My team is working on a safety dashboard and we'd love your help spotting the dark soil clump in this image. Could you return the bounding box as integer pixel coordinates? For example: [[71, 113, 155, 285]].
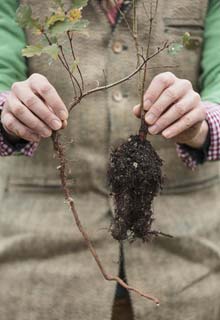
[[107, 135, 163, 242]]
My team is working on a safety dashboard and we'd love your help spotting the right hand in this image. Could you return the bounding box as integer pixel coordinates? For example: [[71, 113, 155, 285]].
[[1, 73, 69, 142]]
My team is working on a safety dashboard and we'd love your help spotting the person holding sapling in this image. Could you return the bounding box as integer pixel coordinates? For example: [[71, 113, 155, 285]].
[[0, 0, 220, 319]]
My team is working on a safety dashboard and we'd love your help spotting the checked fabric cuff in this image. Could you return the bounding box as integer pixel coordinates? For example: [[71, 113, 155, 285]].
[[0, 91, 39, 157], [177, 102, 220, 169]]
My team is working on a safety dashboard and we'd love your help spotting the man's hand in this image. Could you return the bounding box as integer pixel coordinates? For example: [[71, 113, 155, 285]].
[[1, 73, 69, 142], [133, 72, 209, 149]]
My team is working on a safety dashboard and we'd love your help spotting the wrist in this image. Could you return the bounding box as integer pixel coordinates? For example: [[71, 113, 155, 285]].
[[183, 120, 209, 149]]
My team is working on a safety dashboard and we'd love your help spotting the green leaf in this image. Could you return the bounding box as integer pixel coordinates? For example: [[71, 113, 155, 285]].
[[16, 4, 41, 31], [72, 0, 88, 9], [168, 43, 183, 56], [42, 44, 59, 60], [50, 36, 58, 44], [182, 32, 191, 46], [71, 59, 80, 72], [49, 18, 88, 36], [22, 45, 44, 58], [46, 11, 65, 27], [16, 4, 32, 28], [70, 19, 89, 30], [22, 44, 59, 60], [182, 32, 200, 50]]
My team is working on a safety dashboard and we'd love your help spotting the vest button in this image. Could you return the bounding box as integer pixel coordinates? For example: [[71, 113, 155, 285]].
[[112, 41, 123, 53], [112, 90, 123, 102]]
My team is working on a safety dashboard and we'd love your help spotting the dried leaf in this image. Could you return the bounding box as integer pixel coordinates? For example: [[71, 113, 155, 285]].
[[46, 9, 65, 27], [67, 9, 82, 22]]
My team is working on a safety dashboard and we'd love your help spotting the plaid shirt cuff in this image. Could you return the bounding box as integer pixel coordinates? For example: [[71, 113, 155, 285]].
[[0, 92, 39, 157], [176, 101, 220, 169]]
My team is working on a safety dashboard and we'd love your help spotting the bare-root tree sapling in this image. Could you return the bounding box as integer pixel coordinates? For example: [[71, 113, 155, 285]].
[[16, 0, 190, 305]]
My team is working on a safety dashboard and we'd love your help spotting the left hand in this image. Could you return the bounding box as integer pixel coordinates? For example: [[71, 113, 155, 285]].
[[133, 72, 208, 148]]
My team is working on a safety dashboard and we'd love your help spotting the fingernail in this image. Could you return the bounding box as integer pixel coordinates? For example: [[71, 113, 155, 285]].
[[51, 119, 62, 130], [145, 113, 156, 124], [59, 110, 68, 121], [149, 124, 159, 134], [144, 99, 152, 110]]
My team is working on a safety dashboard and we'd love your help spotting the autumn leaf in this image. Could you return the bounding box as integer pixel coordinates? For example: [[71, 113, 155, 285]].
[[46, 8, 65, 27], [67, 9, 82, 22]]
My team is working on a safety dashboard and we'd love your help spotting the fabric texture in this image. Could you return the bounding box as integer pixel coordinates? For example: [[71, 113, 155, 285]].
[[176, 103, 219, 169], [0, 0, 220, 167], [0, 1, 220, 320]]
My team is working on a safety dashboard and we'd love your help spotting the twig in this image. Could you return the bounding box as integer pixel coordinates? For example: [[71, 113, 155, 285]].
[[67, 31, 85, 91], [58, 54, 78, 97], [69, 42, 169, 111], [139, 0, 154, 140], [52, 131, 160, 305], [59, 45, 83, 97]]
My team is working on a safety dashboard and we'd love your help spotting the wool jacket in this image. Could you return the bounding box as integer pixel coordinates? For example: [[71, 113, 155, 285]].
[[0, 1, 220, 320]]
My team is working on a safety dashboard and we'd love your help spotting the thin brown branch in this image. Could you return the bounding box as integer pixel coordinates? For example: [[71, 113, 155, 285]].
[[52, 131, 160, 306], [69, 42, 169, 111], [43, 32, 79, 97], [58, 55, 78, 97], [139, 0, 154, 140], [67, 31, 85, 91], [59, 45, 83, 97]]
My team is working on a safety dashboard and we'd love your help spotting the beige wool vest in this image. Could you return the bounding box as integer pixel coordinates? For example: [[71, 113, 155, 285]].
[[1, 0, 220, 319]]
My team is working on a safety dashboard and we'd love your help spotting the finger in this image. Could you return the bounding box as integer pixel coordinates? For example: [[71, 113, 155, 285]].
[[12, 82, 63, 131], [7, 94, 52, 138], [148, 92, 199, 135], [61, 120, 68, 129], [145, 79, 192, 125], [143, 72, 176, 111], [133, 72, 177, 119], [162, 107, 206, 139], [1, 112, 41, 142], [28, 74, 68, 120], [133, 104, 141, 118]]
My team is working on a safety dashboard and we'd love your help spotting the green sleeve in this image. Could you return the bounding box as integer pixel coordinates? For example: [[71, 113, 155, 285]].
[[0, 0, 27, 92], [200, 0, 220, 102]]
